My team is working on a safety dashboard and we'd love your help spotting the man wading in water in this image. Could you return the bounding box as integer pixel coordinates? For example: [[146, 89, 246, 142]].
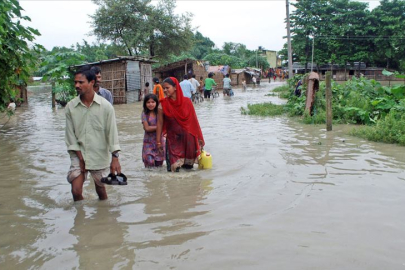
[[65, 67, 121, 201]]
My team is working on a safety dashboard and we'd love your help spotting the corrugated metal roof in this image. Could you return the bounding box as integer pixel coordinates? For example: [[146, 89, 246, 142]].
[[73, 56, 157, 68]]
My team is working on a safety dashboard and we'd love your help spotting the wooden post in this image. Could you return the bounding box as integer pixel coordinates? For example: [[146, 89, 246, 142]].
[[326, 72, 332, 131], [51, 81, 56, 108]]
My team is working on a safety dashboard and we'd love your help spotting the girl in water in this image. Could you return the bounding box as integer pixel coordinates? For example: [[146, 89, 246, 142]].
[[141, 94, 165, 168]]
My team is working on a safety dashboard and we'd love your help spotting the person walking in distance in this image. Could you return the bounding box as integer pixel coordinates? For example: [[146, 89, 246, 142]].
[[179, 74, 195, 99], [152, 77, 165, 101], [90, 66, 113, 104], [222, 74, 232, 96], [65, 67, 121, 201], [189, 74, 200, 100], [204, 73, 217, 99]]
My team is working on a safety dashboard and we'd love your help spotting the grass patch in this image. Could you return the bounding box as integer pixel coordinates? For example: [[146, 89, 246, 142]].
[[349, 110, 405, 145], [273, 85, 290, 92], [241, 102, 285, 116], [270, 85, 291, 99], [28, 81, 42, 86]]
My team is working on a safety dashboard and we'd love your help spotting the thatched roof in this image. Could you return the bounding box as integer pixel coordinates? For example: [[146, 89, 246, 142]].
[[152, 58, 197, 73]]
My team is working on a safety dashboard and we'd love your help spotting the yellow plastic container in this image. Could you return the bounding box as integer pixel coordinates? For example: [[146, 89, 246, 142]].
[[198, 150, 212, 169]]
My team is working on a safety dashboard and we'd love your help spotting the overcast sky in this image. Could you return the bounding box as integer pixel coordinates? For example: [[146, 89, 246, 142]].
[[19, 0, 380, 53]]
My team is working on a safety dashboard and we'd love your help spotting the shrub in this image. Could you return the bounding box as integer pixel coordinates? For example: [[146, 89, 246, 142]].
[[349, 110, 405, 145]]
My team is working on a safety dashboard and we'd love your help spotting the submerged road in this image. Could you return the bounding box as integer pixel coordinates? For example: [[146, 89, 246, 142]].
[[1, 82, 405, 269]]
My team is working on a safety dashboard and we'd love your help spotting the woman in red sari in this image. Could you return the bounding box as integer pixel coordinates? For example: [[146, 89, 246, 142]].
[[156, 77, 205, 172]]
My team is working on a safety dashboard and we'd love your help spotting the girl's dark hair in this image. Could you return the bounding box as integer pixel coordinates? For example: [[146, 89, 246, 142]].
[[163, 77, 175, 86], [143, 94, 159, 114], [145, 82, 150, 87]]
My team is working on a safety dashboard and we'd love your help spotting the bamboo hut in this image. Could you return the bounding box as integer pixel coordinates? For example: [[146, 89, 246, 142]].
[[153, 59, 230, 89], [74, 56, 157, 104], [231, 68, 262, 85]]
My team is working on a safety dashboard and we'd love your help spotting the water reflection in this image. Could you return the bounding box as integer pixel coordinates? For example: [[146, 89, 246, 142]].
[[71, 204, 132, 269], [278, 121, 405, 181], [128, 174, 211, 244]]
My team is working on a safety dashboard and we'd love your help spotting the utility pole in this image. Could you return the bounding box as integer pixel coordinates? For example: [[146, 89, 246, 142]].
[[286, 0, 293, 79], [326, 72, 332, 131], [311, 37, 314, 72], [256, 49, 258, 68]]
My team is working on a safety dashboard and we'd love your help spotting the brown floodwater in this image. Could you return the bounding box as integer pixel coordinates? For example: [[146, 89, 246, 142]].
[[1, 82, 405, 269]]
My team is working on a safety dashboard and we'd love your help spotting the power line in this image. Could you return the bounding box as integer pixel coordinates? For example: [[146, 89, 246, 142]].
[[314, 36, 405, 40]]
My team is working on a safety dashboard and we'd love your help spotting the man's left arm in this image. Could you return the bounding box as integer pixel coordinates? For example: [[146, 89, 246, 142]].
[[108, 90, 114, 105], [106, 107, 121, 174]]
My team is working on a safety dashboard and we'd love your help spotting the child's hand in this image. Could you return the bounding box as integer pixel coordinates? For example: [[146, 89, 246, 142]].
[[157, 143, 164, 153]]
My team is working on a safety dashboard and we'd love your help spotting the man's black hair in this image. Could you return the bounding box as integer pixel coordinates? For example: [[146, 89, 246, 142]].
[[75, 66, 96, 83], [90, 66, 102, 75]]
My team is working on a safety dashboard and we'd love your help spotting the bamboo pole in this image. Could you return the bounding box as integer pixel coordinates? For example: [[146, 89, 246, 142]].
[[286, 0, 293, 79], [326, 72, 332, 131]]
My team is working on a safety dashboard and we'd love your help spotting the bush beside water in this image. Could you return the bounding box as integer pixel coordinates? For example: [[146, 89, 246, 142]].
[[241, 75, 405, 145]]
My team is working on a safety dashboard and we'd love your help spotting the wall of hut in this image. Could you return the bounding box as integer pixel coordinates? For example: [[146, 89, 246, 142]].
[[98, 61, 127, 104], [316, 68, 404, 82], [231, 72, 248, 85]]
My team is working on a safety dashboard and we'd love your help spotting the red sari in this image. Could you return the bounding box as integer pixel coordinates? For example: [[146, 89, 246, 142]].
[[160, 77, 205, 170]]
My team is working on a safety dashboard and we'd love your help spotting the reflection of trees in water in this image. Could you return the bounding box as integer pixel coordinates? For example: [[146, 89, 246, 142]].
[[0, 127, 48, 268], [128, 176, 212, 249], [279, 122, 405, 180]]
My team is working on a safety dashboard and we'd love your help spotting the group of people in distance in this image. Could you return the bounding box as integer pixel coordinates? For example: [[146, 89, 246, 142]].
[[142, 72, 234, 102], [65, 65, 205, 202]]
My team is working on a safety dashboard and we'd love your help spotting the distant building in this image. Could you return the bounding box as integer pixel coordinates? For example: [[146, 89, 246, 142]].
[[230, 68, 262, 85], [74, 56, 156, 104], [293, 62, 401, 81], [258, 49, 281, 68], [264, 50, 277, 68]]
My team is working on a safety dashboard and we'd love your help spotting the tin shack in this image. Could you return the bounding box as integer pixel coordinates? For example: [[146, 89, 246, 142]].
[[74, 56, 157, 104]]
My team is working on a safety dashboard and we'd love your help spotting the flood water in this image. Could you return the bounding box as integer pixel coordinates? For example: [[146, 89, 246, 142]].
[[1, 82, 405, 270]]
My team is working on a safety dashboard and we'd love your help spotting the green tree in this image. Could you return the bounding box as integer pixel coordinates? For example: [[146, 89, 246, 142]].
[[189, 31, 215, 59], [222, 42, 253, 61], [0, 0, 42, 112], [370, 0, 405, 70], [246, 55, 270, 70], [287, 0, 371, 70], [91, 0, 193, 61], [203, 53, 245, 68], [40, 47, 85, 104]]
